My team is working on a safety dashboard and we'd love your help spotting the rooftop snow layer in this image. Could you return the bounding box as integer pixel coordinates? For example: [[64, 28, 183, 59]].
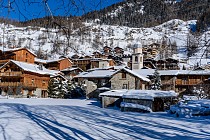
[[7, 60, 60, 76], [122, 90, 177, 100]]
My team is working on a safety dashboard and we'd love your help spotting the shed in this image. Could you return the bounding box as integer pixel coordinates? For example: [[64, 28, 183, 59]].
[[121, 90, 177, 112]]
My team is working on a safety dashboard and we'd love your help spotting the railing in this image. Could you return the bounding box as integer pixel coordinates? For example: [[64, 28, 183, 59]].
[[161, 80, 174, 85], [0, 82, 37, 88], [175, 79, 202, 85], [0, 72, 23, 77]]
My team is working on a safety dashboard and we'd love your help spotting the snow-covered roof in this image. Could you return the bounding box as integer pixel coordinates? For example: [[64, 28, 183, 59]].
[[117, 68, 150, 82], [99, 90, 128, 97], [133, 69, 210, 77], [1, 60, 60, 76], [122, 90, 177, 100], [74, 69, 117, 78], [35, 57, 72, 64], [61, 67, 83, 72], [133, 69, 155, 77], [0, 47, 36, 56]]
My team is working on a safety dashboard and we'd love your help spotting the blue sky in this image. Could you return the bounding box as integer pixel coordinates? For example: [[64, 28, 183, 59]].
[[0, 0, 123, 21]]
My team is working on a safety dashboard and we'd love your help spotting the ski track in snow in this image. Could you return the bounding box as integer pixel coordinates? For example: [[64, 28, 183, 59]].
[[0, 98, 209, 140]]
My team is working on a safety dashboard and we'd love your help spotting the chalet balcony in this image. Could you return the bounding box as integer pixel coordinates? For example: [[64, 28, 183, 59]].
[[0, 82, 37, 88], [0, 72, 23, 77], [161, 80, 174, 85], [175, 79, 202, 85]]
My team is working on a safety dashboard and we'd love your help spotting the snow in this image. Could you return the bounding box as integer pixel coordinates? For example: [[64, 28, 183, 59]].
[[0, 18, 209, 64], [2, 60, 60, 76], [74, 69, 117, 78], [170, 100, 210, 117], [0, 98, 209, 139], [122, 90, 177, 100], [120, 102, 152, 112], [99, 89, 128, 97], [120, 68, 150, 82]]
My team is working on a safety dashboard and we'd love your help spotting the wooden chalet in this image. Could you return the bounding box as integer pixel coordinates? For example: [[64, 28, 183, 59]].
[[156, 58, 179, 70], [0, 60, 59, 97], [72, 58, 116, 71], [103, 46, 112, 55], [90, 59, 115, 69], [0, 47, 36, 66], [35, 57, 72, 71], [134, 69, 210, 93], [114, 47, 124, 57], [92, 51, 107, 59], [61, 67, 83, 80]]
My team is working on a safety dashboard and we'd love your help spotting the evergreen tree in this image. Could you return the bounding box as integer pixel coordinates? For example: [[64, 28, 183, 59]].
[[57, 79, 68, 98], [151, 69, 162, 90], [47, 78, 58, 98]]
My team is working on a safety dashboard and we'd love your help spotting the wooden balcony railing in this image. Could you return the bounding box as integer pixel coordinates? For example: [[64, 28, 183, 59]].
[[0, 82, 37, 88], [0, 72, 23, 77], [161, 80, 174, 85], [175, 79, 202, 85]]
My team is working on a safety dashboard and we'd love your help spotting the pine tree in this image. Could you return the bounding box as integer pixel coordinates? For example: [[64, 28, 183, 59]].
[[47, 78, 58, 98], [151, 69, 162, 90]]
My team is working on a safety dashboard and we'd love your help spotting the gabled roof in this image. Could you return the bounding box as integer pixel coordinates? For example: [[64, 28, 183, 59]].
[[35, 57, 72, 64], [61, 67, 83, 72], [0, 47, 36, 56], [122, 90, 177, 100], [114, 68, 150, 82], [74, 69, 117, 78], [133, 69, 210, 77], [0, 60, 60, 76]]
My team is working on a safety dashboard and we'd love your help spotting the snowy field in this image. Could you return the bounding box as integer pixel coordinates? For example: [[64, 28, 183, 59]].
[[0, 98, 209, 140]]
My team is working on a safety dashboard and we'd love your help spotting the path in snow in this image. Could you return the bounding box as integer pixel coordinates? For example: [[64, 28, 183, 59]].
[[0, 98, 209, 140]]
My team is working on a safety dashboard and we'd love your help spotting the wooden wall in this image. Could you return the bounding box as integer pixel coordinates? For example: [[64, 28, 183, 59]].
[[14, 49, 35, 63]]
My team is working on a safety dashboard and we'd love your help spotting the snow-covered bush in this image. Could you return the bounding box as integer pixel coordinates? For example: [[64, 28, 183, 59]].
[[169, 99, 210, 118]]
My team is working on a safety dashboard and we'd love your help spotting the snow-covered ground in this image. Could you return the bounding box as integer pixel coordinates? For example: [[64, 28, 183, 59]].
[[0, 98, 209, 139]]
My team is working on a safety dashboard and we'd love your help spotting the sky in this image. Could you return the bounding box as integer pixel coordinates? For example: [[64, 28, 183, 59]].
[[0, 0, 123, 21]]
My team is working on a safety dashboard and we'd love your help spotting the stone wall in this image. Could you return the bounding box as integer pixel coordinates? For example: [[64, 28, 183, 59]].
[[111, 72, 136, 90]]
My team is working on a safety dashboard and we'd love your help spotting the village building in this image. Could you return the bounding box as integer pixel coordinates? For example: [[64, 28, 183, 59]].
[[103, 46, 112, 55], [110, 68, 150, 90], [99, 90, 177, 112], [35, 57, 73, 71], [61, 66, 83, 80], [0, 47, 36, 66], [72, 58, 116, 71], [92, 51, 107, 59], [0, 60, 59, 98], [133, 69, 210, 94], [131, 43, 144, 70], [121, 90, 177, 112], [114, 47, 124, 57]]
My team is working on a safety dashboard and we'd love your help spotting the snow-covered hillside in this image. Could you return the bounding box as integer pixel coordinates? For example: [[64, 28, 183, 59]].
[[0, 19, 209, 64], [0, 98, 209, 139]]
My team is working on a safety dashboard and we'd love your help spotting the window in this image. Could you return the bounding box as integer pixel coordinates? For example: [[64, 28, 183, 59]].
[[140, 56, 142, 62], [135, 56, 138, 62], [42, 80, 46, 86], [122, 84, 127, 89], [122, 72, 126, 79], [32, 79, 34, 85], [26, 53, 28, 58]]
